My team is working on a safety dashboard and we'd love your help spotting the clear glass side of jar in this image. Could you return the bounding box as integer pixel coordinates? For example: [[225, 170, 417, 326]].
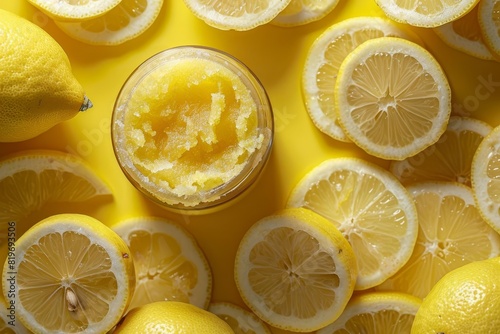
[[111, 46, 274, 215]]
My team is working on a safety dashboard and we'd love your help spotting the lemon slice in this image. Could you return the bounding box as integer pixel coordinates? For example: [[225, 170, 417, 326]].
[[182, 0, 292, 31], [234, 208, 357, 332], [374, 0, 480, 27], [112, 216, 212, 311], [478, 0, 500, 57], [302, 17, 418, 143], [287, 157, 418, 290], [390, 116, 492, 186], [316, 292, 421, 333], [335, 37, 451, 160], [27, 0, 122, 21], [2, 214, 135, 333], [208, 302, 272, 333], [271, 0, 340, 27], [434, 5, 496, 61], [0, 150, 111, 248], [471, 124, 500, 233], [377, 181, 500, 299], [54, 0, 164, 46]]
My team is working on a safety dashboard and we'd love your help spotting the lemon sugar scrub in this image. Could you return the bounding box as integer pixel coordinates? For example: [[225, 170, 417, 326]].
[[112, 46, 273, 212]]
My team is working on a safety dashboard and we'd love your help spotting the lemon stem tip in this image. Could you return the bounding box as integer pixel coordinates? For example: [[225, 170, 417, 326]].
[[80, 95, 93, 111]]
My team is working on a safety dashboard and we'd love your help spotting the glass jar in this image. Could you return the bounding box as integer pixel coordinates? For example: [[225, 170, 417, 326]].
[[111, 46, 273, 214]]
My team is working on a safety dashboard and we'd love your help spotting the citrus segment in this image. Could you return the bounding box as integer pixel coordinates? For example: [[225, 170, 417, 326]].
[[317, 292, 421, 333], [55, 0, 164, 45], [471, 124, 500, 233], [234, 208, 357, 332], [113, 301, 234, 333], [27, 0, 122, 21], [112, 217, 212, 311], [377, 182, 500, 299], [271, 0, 340, 27], [411, 258, 500, 334], [335, 37, 451, 160], [302, 17, 417, 142], [390, 116, 492, 186], [2, 214, 135, 334], [374, 0, 480, 27], [287, 158, 417, 290], [182, 0, 292, 30], [434, 5, 496, 61], [0, 150, 111, 248], [208, 302, 272, 334], [478, 0, 500, 56]]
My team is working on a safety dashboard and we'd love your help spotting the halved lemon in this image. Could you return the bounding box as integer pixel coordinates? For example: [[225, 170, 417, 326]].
[[374, 0, 480, 27], [287, 157, 418, 290], [208, 302, 272, 333], [335, 37, 451, 160], [471, 124, 500, 234], [377, 182, 500, 299], [0, 150, 111, 248], [112, 216, 212, 311], [234, 208, 357, 332], [302, 17, 417, 143], [479, 0, 500, 56], [182, 0, 292, 31], [2, 214, 135, 333], [434, 4, 496, 61], [390, 115, 492, 186], [55, 0, 164, 45], [271, 0, 340, 27], [27, 0, 122, 21], [316, 292, 421, 333]]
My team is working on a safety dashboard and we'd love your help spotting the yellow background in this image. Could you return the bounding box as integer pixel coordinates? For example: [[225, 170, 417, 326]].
[[1, 1, 500, 333]]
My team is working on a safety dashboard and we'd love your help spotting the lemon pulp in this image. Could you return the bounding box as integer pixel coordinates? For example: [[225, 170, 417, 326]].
[[115, 52, 265, 207]]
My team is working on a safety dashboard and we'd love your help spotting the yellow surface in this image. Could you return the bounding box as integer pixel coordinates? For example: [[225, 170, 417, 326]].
[[1, 1, 500, 333]]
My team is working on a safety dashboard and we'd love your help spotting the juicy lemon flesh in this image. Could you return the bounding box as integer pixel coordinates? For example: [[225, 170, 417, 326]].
[[18, 231, 118, 332], [119, 57, 262, 200], [126, 230, 199, 310], [390, 117, 490, 186], [300, 171, 410, 283], [336, 309, 415, 333], [0, 170, 104, 222], [248, 226, 340, 319], [316, 29, 387, 127], [452, 5, 483, 41], [80, 0, 147, 32], [486, 154, 500, 212], [394, 0, 463, 15], [197, 0, 274, 16], [380, 186, 500, 299], [345, 52, 440, 148], [209, 302, 271, 334]]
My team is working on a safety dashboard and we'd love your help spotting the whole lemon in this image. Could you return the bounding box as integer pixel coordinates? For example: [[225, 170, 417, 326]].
[[411, 257, 500, 334], [0, 9, 91, 142], [113, 301, 234, 333]]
